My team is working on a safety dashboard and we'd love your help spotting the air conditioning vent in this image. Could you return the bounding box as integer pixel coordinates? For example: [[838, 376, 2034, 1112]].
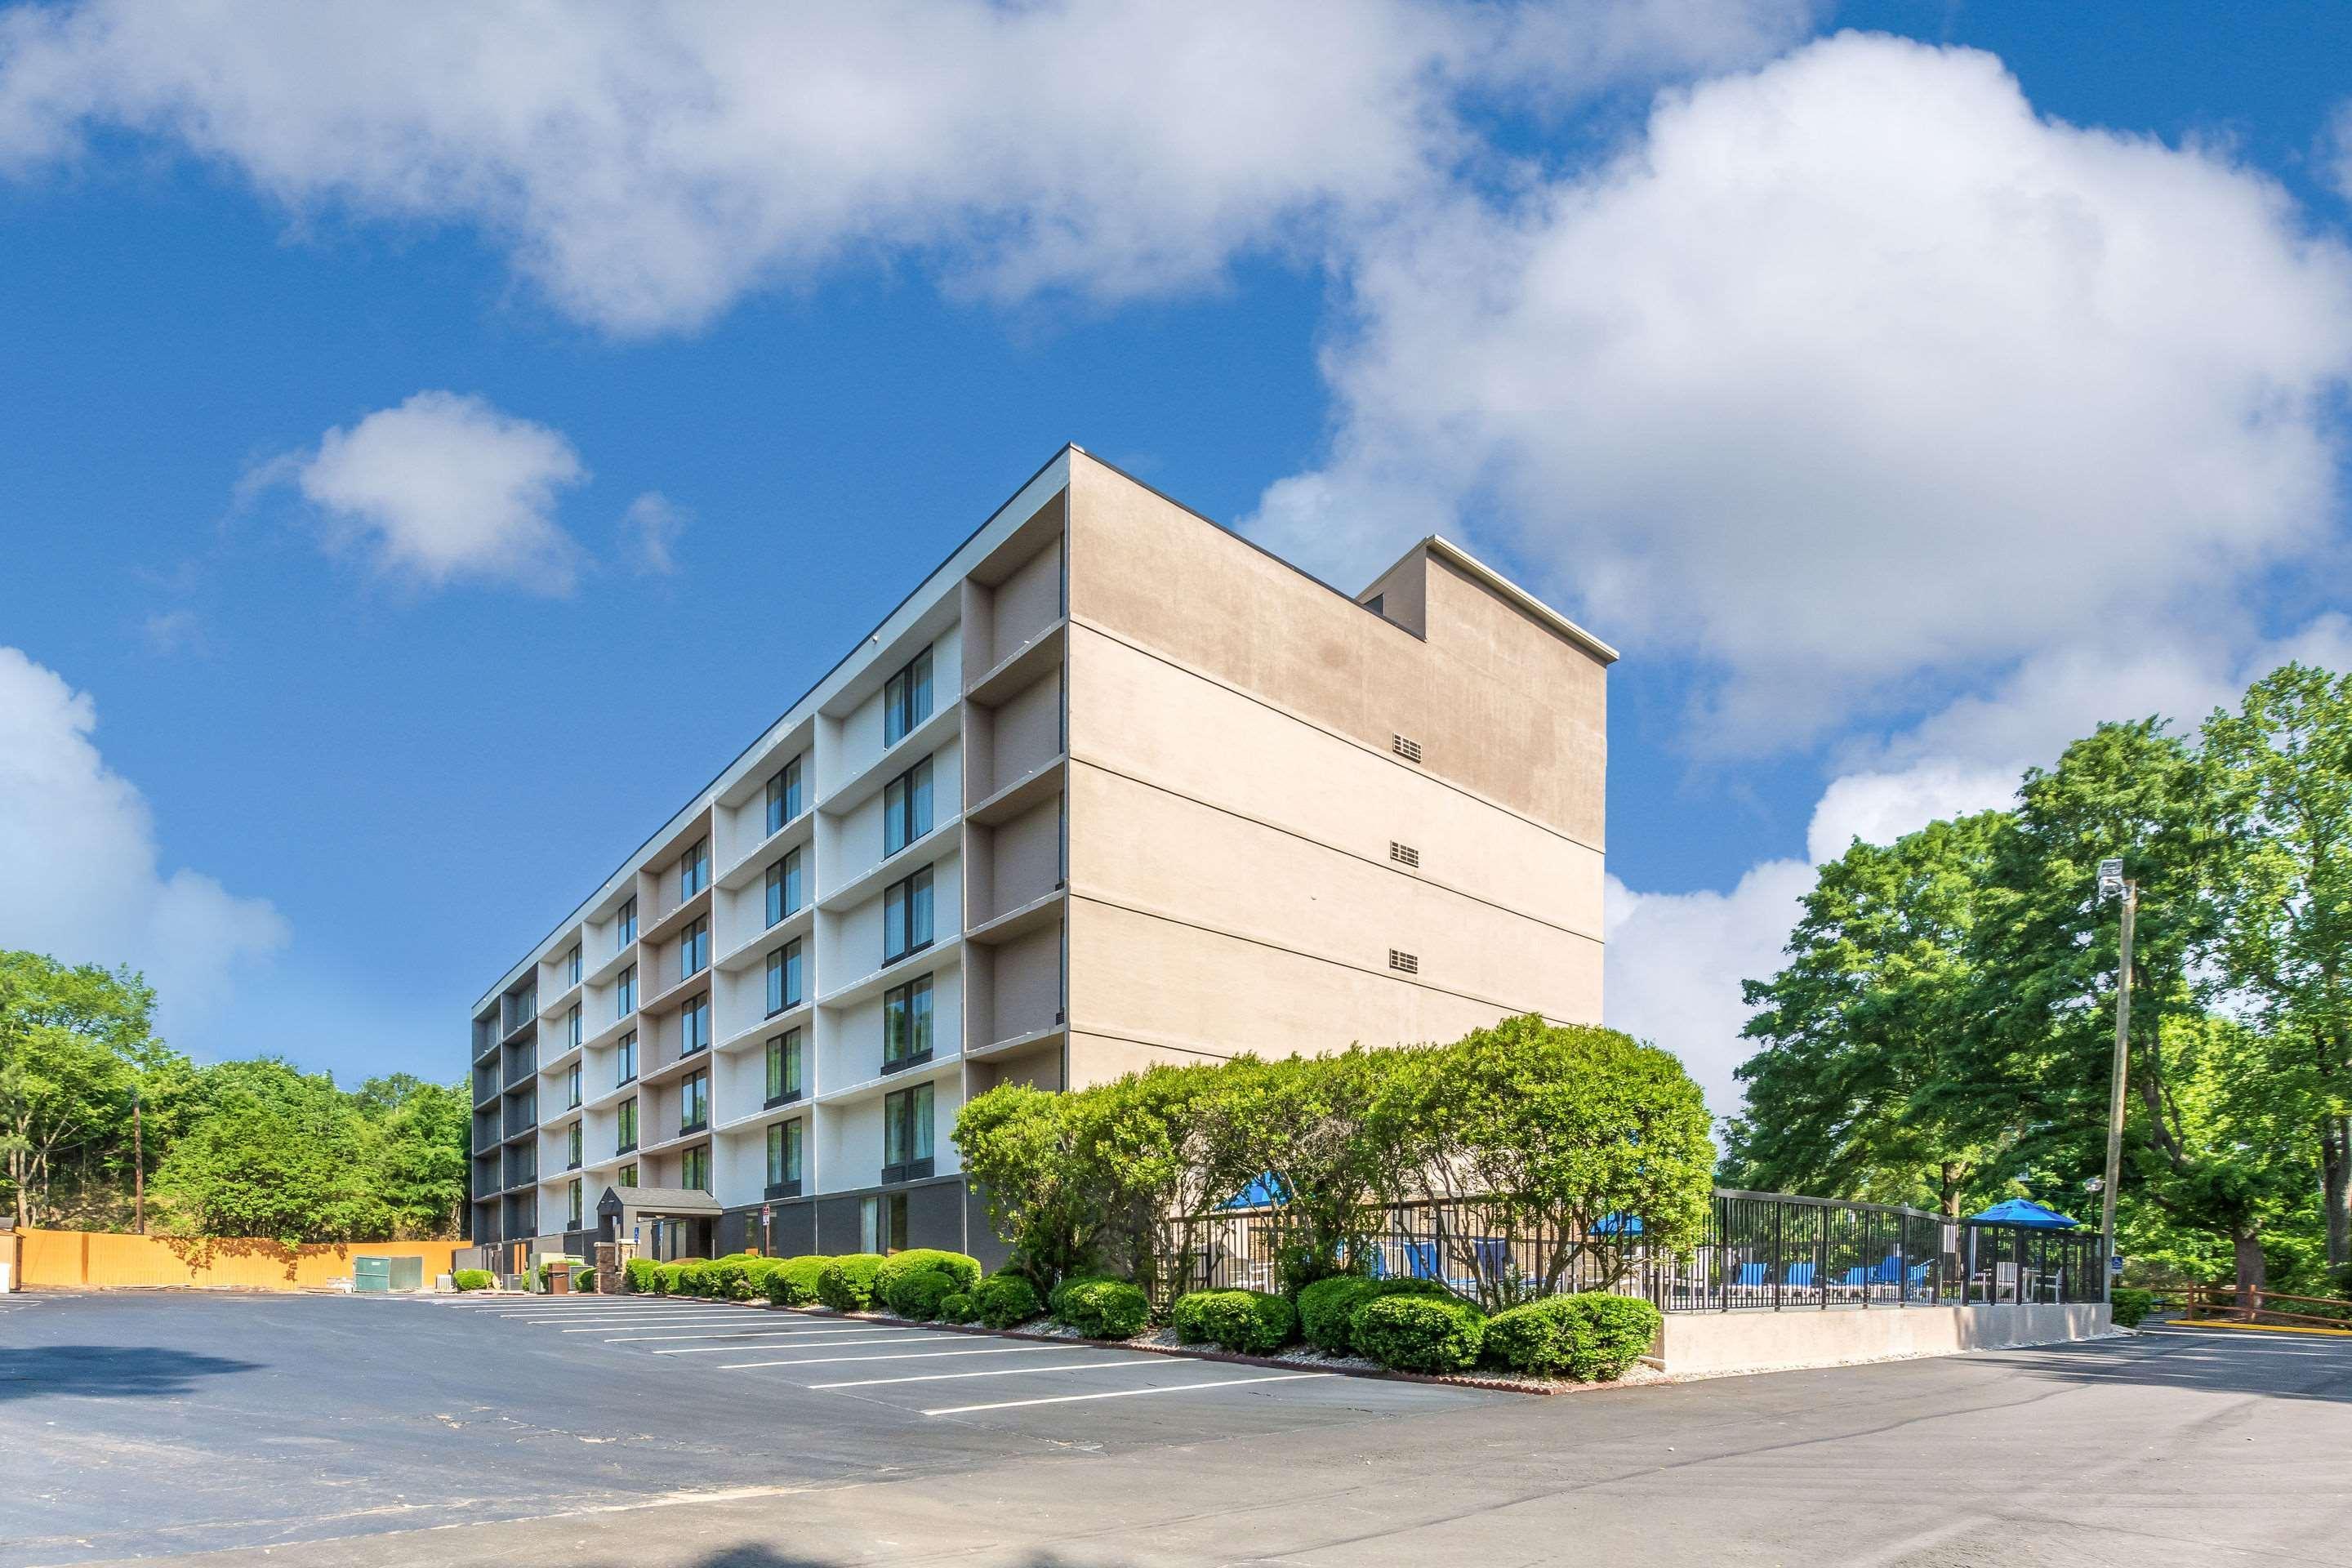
[[1388, 949, 1419, 976], [1389, 841, 1419, 869], [1392, 733, 1423, 764]]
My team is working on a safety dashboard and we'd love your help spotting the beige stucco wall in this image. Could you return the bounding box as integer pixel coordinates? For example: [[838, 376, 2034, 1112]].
[[1653, 1303, 2115, 1377], [1064, 452, 1606, 847]]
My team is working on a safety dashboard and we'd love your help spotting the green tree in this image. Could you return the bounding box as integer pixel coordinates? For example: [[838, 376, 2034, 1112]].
[[2203, 663, 2352, 1267], [1373, 1016, 1714, 1307], [0, 952, 185, 1227], [953, 1083, 1104, 1291], [1726, 813, 2011, 1218], [1230, 1048, 1399, 1291], [357, 1076, 472, 1238], [1964, 719, 2302, 1296], [152, 1058, 393, 1244], [1082, 1061, 1264, 1303]]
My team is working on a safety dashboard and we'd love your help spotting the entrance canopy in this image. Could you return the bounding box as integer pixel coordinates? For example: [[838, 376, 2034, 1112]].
[[596, 1185, 721, 1232], [1969, 1197, 2081, 1230]]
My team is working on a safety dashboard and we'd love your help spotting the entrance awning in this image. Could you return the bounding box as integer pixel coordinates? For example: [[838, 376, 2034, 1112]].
[[596, 1186, 722, 1227]]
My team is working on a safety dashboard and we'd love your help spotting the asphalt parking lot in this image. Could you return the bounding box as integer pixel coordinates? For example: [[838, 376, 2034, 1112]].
[[5, 1290, 2350, 1567]]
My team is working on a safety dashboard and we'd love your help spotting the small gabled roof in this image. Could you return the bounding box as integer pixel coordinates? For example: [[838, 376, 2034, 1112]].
[[596, 1185, 722, 1217]]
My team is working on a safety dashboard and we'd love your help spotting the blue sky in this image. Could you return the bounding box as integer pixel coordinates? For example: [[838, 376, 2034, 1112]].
[[2, 1, 2349, 1116]]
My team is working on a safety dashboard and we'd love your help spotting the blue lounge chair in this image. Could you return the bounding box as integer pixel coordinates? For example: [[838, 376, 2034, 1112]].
[[1405, 1242, 1444, 1281], [1783, 1262, 1816, 1291]]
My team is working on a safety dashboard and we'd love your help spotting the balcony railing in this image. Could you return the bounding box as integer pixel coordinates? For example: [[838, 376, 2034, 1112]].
[[764, 1178, 803, 1200], [880, 1156, 934, 1185]]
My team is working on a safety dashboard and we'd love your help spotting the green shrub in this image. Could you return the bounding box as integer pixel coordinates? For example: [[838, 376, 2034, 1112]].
[[1352, 1292, 1486, 1373], [877, 1250, 982, 1297], [1049, 1274, 1151, 1339], [764, 1254, 832, 1307], [533, 1255, 585, 1290], [1295, 1275, 1450, 1355], [817, 1253, 888, 1312], [2110, 1287, 2158, 1329], [622, 1258, 662, 1294], [938, 1290, 976, 1323], [670, 1260, 714, 1297], [883, 1267, 960, 1321], [704, 1257, 755, 1301], [573, 1267, 599, 1294], [1483, 1293, 1659, 1380], [974, 1272, 1042, 1329], [452, 1268, 493, 1292], [1171, 1290, 1295, 1355]]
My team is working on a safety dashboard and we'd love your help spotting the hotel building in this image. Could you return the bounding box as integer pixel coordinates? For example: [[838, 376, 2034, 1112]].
[[467, 447, 1612, 1266]]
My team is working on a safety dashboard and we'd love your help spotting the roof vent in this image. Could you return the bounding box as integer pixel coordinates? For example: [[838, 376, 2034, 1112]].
[[1388, 949, 1419, 976], [1392, 734, 1423, 764], [1389, 841, 1419, 869]]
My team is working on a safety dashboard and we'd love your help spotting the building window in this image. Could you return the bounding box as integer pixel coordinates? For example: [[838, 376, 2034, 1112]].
[[566, 1121, 582, 1169], [617, 1096, 638, 1153], [765, 757, 803, 835], [766, 1120, 803, 1189], [567, 1004, 582, 1049], [883, 755, 933, 856], [883, 976, 933, 1071], [679, 838, 710, 899], [884, 647, 934, 746], [883, 866, 934, 963], [618, 1162, 637, 1189], [565, 1062, 581, 1109], [765, 1030, 804, 1105], [764, 848, 804, 927], [616, 1031, 637, 1084], [883, 1082, 934, 1181], [566, 945, 582, 987], [681, 994, 710, 1055], [765, 941, 804, 1017], [860, 1192, 910, 1253], [568, 1178, 582, 1228], [681, 1144, 710, 1192], [680, 1070, 709, 1133], [617, 897, 637, 947], [617, 964, 636, 1016], [680, 916, 710, 980]]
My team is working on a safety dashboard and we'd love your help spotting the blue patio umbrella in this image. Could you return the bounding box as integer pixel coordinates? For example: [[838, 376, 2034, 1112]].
[[1969, 1196, 2081, 1230], [1223, 1172, 1290, 1209], [1590, 1213, 1644, 1236]]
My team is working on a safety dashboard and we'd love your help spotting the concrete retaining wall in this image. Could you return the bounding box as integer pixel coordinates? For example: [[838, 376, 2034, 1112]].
[[1654, 1303, 2111, 1377]]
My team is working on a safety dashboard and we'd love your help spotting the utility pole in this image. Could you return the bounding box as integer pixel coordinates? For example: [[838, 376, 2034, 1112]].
[[2097, 859, 2135, 1292], [132, 1094, 145, 1235]]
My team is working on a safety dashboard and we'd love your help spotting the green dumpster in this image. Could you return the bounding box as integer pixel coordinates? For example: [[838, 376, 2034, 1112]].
[[352, 1256, 425, 1294]]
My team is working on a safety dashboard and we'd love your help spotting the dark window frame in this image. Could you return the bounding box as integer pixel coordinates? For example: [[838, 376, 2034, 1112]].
[[882, 975, 934, 1073], [883, 647, 935, 746], [882, 866, 935, 964]]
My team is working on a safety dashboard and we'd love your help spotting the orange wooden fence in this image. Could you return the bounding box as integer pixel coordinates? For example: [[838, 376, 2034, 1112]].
[[16, 1228, 464, 1290]]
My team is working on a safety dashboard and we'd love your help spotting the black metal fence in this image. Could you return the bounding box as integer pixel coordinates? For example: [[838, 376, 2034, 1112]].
[[1190, 1187, 2107, 1313]]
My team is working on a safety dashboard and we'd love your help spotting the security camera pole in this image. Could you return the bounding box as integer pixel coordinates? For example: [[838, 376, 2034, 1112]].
[[2096, 857, 2135, 1294]]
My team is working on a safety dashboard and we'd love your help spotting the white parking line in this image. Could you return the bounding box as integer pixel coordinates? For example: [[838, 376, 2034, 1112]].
[[722, 1344, 1069, 1370], [653, 1335, 955, 1354], [811, 1356, 1146, 1389], [560, 1318, 782, 1332], [923, 1372, 1330, 1417], [648, 1332, 947, 1354], [607, 1326, 918, 1344]]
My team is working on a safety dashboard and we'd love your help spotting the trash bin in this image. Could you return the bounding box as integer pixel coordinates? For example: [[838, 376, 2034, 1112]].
[[547, 1262, 572, 1295]]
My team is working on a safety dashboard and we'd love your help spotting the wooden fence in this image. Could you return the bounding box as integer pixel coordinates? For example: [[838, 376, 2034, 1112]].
[[15, 1228, 465, 1290]]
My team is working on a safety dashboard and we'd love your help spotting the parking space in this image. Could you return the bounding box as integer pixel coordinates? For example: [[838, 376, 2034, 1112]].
[[411, 1292, 1450, 1429]]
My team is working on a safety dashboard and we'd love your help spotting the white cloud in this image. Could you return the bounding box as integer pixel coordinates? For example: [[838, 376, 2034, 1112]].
[[1254, 33, 2352, 746], [261, 390, 587, 594], [0, 647, 287, 1033], [140, 608, 204, 656], [0, 0, 1815, 333], [1604, 859, 1813, 1120], [621, 491, 687, 577]]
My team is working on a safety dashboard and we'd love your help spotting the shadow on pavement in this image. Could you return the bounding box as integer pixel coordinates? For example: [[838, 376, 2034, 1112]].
[[1997, 1325, 2352, 1404], [614, 1552, 1111, 1568], [0, 1344, 262, 1401]]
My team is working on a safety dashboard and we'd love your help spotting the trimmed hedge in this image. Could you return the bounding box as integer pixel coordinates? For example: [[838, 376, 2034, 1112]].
[[938, 1290, 976, 1323], [763, 1254, 832, 1307], [1482, 1293, 1659, 1381], [452, 1267, 494, 1292], [622, 1258, 662, 1294], [2110, 1287, 2157, 1329], [974, 1272, 1042, 1329], [1050, 1274, 1152, 1339], [1171, 1290, 1295, 1355], [1296, 1275, 1450, 1356], [1352, 1292, 1486, 1373], [817, 1253, 888, 1312], [876, 1250, 982, 1320], [573, 1267, 599, 1294]]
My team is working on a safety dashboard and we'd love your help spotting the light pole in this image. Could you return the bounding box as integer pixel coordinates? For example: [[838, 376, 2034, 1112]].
[[2096, 857, 2135, 1292]]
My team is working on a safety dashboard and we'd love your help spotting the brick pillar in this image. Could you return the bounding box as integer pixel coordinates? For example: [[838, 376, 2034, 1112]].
[[597, 1241, 630, 1295]]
